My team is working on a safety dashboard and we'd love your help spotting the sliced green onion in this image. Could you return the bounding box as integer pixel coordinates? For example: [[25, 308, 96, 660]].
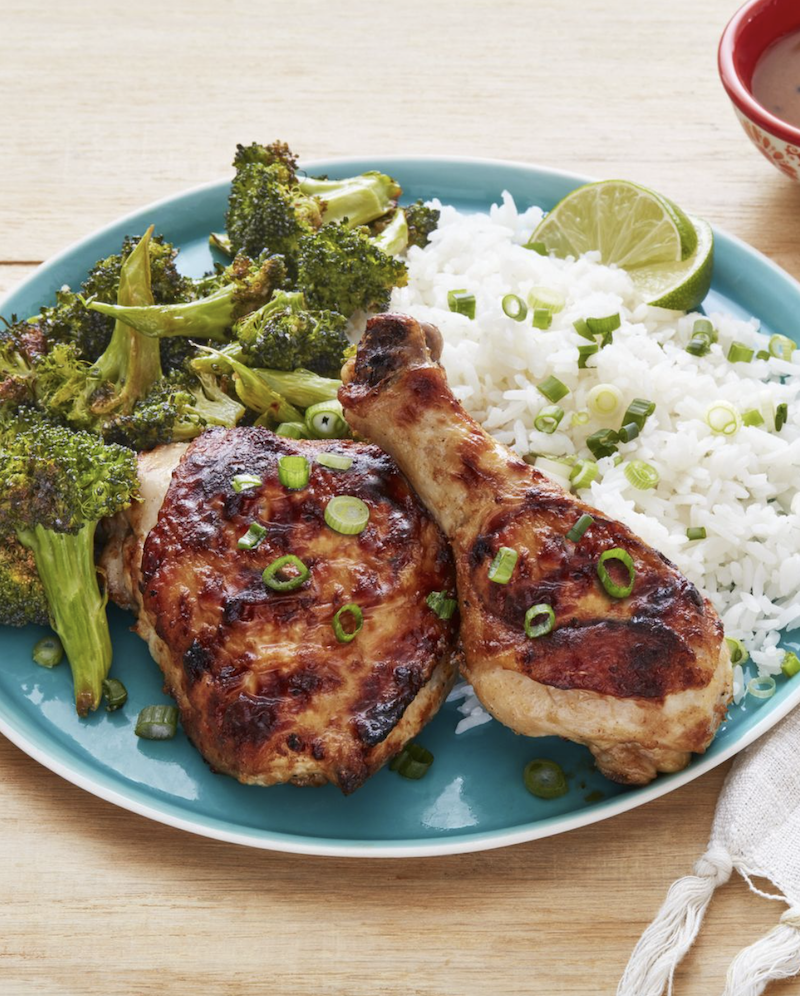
[[618, 422, 640, 443], [324, 495, 370, 535], [501, 293, 528, 322], [586, 384, 623, 418], [390, 742, 434, 779], [537, 375, 569, 403], [276, 421, 309, 439], [781, 651, 800, 678], [728, 341, 754, 363], [524, 240, 548, 255], [488, 546, 518, 584], [528, 287, 566, 313], [571, 410, 590, 426], [620, 398, 655, 431], [686, 526, 707, 540], [624, 459, 659, 490], [769, 334, 796, 361], [776, 403, 789, 432], [447, 289, 476, 319], [278, 454, 310, 490], [566, 513, 594, 542], [135, 704, 179, 740], [586, 313, 621, 337], [569, 459, 598, 489], [238, 522, 267, 550], [262, 554, 310, 591], [305, 399, 349, 439], [102, 678, 128, 712], [523, 759, 568, 799], [231, 473, 262, 493], [748, 676, 776, 699], [534, 404, 565, 434], [742, 409, 765, 427], [756, 349, 770, 360], [524, 603, 555, 638], [577, 343, 600, 368], [597, 548, 635, 599], [316, 452, 353, 471], [725, 636, 748, 666], [693, 318, 717, 341], [32, 635, 63, 668], [426, 590, 458, 621], [573, 319, 594, 340], [686, 335, 712, 357], [586, 428, 619, 459], [332, 603, 363, 643], [532, 308, 553, 330], [705, 401, 741, 436]]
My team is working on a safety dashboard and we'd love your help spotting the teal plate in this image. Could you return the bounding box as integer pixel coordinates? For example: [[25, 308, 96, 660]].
[[2, 157, 799, 857]]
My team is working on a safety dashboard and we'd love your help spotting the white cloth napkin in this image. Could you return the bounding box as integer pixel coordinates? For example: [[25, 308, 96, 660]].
[[617, 707, 800, 996]]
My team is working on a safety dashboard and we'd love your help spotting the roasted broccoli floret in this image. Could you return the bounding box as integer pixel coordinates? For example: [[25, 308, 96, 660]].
[[39, 232, 192, 362], [107, 369, 245, 450], [298, 171, 402, 229], [87, 253, 287, 343], [0, 533, 49, 627], [233, 140, 299, 178], [0, 407, 138, 714], [404, 200, 440, 249], [234, 290, 349, 378], [296, 224, 408, 316], [0, 320, 47, 404]]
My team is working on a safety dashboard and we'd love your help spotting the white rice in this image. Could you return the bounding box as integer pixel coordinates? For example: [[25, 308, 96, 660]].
[[391, 193, 800, 715]]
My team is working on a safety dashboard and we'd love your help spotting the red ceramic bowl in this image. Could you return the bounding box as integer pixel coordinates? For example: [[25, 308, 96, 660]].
[[719, 0, 800, 180]]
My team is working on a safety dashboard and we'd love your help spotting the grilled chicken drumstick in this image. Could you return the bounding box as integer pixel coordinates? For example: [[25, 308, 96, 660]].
[[340, 314, 733, 785]]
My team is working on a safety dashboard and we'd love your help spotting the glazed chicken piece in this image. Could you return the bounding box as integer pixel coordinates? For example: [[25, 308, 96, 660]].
[[101, 428, 458, 794], [340, 314, 733, 785]]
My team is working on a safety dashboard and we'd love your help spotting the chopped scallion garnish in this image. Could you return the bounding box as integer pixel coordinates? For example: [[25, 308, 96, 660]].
[[316, 452, 353, 471], [624, 459, 659, 490], [686, 526, 707, 540], [278, 454, 310, 490], [586, 313, 621, 337], [776, 403, 789, 432], [532, 308, 553, 330], [135, 704, 179, 740], [447, 289, 476, 319], [756, 349, 770, 360], [573, 319, 594, 340], [571, 410, 590, 426], [747, 676, 776, 699], [32, 635, 63, 668], [231, 473, 262, 493], [692, 318, 717, 341], [238, 522, 267, 550], [305, 400, 349, 440], [566, 513, 594, 542], [390, 742, 434, 779], [534, 404, 565, 434], [332, 603, 363, 644], [537, 375, 569, 403], [577, 343, 600, 368], [686, 335, 712, 357], [426, 590, 458, 621], [501, 293, 528, 322], [523, 758, 568, 799], [620, 398, 655, 431], [524, 603, 555, 639], [102, 678, 128, 712], [528, 287, 566, 313], [569, 459, 598, 489], [488, 546, 518, 584], [781, 651, 800, 678], [596, 548, 635, 599], [276, 422, 309, 439], [769, 334, 796, 361], [618, 422, 640, 443], [705, 401, 741, 436], [262, 554, 310, 592], [586, 428, 619, 459], [728, 341, 754, 363], [324, 495, 370, 535], [586, 384, 623, 418], [742, 409, 765, 427], [725, 636, 748, 666]]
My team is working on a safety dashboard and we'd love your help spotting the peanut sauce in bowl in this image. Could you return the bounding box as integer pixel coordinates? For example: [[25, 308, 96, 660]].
[[752, 29, 800, 131]]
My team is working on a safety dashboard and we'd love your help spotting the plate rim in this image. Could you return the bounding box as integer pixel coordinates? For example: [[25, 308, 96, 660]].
[[2, 154, 799, 858]]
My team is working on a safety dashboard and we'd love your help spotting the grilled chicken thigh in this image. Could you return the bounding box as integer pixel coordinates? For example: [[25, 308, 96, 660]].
[[340, 314, 733, 785], [102, 429, 458, 793]]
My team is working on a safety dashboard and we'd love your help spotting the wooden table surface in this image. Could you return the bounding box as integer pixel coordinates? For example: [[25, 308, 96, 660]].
[[2, 2, 799, 994]]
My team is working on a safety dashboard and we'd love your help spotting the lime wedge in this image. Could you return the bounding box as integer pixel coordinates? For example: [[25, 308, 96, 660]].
[[532, 180, 714, 311]]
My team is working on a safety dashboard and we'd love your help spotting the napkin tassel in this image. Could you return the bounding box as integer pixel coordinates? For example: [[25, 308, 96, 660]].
[[617, 844, 733, 996], [721, 906, 800, 996]]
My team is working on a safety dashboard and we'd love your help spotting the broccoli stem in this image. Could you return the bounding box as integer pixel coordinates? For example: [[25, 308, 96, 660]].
[[250, 367, 340, 408], [299, 172, 401, 229], [372, 208, 409, 257], [17, 522, 111, 716], [88, 286, 236, 342]]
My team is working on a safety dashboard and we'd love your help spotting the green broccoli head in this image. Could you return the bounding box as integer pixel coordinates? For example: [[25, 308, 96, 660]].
[[233, 141, 299, 181], [0, 533, 49, 627], [107, 369, 245, 451], [40, 234, 192, 362], [405, 200, 440, 249], [235, 290, 349, 378], [0, 320, 48, 404], [296, 225, 408, 316]]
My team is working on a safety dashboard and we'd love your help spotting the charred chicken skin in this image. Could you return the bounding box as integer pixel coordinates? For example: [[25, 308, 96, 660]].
[[340, 313, 732, 785], [103, 428, 458, 794]]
